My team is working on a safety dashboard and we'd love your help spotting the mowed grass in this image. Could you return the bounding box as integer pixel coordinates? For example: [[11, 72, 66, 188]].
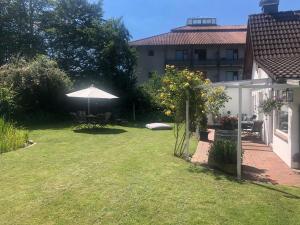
[[0, 123, 299, 225]]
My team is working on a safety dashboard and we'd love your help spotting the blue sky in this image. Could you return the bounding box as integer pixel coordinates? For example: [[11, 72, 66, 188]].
[[102, 0, 300, 40]]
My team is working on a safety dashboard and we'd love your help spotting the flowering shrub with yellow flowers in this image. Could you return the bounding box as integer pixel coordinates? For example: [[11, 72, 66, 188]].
[[158, 65, 229, 157]]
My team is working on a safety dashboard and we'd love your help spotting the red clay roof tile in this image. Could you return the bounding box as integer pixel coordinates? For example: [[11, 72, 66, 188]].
[[130, 25, 246, 46]]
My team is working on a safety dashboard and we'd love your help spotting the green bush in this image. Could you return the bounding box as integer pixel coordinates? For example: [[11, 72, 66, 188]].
[[0, 118, 29, 154], [133, 74, 167, 121], [209, 140, 238, 164], [0, 55, 72, 114], [0, 86, 16, 118]]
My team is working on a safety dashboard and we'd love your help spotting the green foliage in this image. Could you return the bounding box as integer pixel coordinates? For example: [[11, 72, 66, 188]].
[[260, 97, 284, 115], [0, 86, 16, 118], [0, 118, 29, 154], [44, 0, 104, 80], [159, 66, 229, 128], [0, 0, 48, 64], [158, 66, 229, 157], [0, 56, 72, 113], [43, 0, 137, 100], [159, 66, 207, 124], [0, 0, 137, 107], [141, 72, 163, 107], [209, 139, 238, 164], [134, 73, 167, 121]]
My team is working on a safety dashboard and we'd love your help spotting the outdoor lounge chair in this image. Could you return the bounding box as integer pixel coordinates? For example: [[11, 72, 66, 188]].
[[243, 120, 263, 138]]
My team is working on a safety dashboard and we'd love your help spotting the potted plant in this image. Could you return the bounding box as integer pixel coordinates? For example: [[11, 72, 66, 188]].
[[208, 139, 242, 175], [259, 97, 283, 115], [199, 115, 209, 141], [220, 116, 238, 130], [215, 116, 238, 141]]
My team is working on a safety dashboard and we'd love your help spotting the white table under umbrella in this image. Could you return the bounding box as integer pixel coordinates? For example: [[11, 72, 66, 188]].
[[66, 85, 118, 114]]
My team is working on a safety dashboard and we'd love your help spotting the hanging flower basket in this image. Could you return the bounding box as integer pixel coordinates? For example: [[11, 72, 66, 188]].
[[259, 97, 284, 115]]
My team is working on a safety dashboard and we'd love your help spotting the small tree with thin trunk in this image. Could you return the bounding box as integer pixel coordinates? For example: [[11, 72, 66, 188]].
[[158, 66, 229, 158]]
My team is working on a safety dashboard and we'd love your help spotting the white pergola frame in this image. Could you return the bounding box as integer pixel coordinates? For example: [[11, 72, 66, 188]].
[[185, 78, 300, 180]]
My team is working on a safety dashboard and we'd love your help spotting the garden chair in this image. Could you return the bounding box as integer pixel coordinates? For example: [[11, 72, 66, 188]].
[[243, 120, 263, 138]]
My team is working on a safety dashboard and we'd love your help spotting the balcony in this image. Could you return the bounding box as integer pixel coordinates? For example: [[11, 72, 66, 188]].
[[165, 59, 191, 68], [219, 58, 244, 66], [193, 59, 219, 66], [165, 58, 244, 68]]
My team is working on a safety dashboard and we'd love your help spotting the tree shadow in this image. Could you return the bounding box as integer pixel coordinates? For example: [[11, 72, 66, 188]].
[[25, 121, 75, 131], [242, 165, 278, 184], [188, 164, 243, 184], [252, 182, 300, 199], [73, 127, 127, 135]]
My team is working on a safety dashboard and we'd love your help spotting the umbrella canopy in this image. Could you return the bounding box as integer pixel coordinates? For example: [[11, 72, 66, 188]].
[[66, 85, 118, 114], [66, 85, 118, 99]]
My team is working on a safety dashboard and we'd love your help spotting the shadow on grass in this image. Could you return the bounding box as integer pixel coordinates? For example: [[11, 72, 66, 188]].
[[25, 121, 74, 131], [188, 164, 242, 183], [189, 165, 300, 199], [252, 182, 300, 199], [73, 127, 127, 135]]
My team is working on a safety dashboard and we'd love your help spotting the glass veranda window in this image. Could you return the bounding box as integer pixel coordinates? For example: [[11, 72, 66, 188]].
[[276, 105, 288, 134]]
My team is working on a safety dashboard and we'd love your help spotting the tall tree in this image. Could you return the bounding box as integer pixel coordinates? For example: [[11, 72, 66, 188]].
[[44, 0, 137, 94], [0, 0, 49, 64], [44, 0, 104, 81], [0, 0, 137, 103], [99, 18, 137, 94]]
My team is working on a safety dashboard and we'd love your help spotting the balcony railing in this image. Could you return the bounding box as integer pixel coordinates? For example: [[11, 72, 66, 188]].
[[165, 58, 244, 68], [165, 59, 191, 67], [193, 59, 219, 66], [219, 59, 244, 66]]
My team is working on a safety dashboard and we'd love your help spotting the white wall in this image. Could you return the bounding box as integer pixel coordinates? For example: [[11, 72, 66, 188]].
[[252, 61, 300, 168], [221, 88, 252, 116]]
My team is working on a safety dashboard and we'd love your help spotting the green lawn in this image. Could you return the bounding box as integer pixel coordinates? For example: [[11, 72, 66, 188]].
[[0, 123, 299, 225]]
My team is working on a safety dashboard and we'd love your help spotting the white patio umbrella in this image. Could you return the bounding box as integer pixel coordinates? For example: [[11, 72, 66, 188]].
[[66, 85, 118, 114]]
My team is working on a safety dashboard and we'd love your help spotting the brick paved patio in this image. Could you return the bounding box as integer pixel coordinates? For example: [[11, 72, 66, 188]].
[[191, 129, 300, 187]]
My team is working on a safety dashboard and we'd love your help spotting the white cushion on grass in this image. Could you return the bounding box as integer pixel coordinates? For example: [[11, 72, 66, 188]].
[[146, 123, 172, 130]]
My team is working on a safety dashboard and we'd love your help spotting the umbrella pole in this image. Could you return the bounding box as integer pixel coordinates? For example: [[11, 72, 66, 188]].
[[88, 98, 90, 115]]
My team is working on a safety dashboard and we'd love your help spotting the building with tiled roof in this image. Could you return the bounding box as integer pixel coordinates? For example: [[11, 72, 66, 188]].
[[245, 0, 300, 169], [244, 9, 300, 81], [130, 18, 247, 84]]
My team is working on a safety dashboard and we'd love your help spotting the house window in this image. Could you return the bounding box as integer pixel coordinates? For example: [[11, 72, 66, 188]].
[[195, 49, 207, 60], [226, 49, 239, 60], [148, 50, 154, 56], [276, 105, 288, 134], [175, 50, 188, 61], [226, 71, 239, 81]]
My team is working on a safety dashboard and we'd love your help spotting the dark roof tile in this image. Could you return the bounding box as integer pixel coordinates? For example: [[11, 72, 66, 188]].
[[256, 56, 300, 80], [248, 10, 300, 79]]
